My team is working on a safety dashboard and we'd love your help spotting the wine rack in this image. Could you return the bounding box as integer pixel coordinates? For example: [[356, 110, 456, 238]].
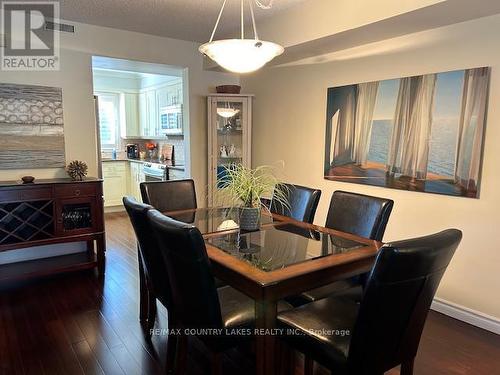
[[0, 200, 54, 245]]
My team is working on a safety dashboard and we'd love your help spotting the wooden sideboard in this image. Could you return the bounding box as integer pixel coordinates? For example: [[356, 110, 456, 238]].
[[0, 178, 105, 282]]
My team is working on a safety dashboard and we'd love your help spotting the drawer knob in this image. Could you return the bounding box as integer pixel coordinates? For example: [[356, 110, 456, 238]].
[[75, 189, 81, 196]]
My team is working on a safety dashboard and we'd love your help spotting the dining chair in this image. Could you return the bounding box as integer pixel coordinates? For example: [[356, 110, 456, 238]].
[[123, 196, 178, 372], [297, 190, 394, 303], [270, 183, 321, 224], [277, 229, 462, 375], [140, 179, 197, 212], [147, 209, 290, 374]]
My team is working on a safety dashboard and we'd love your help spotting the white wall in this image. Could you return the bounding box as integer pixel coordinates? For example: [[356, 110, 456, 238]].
[[242, 14, 500, 319], [0, 20, 238, 264], [0, 20, 239, 205]]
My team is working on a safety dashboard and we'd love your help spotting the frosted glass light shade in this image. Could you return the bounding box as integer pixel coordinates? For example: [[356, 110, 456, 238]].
[[217, 108, 240, 118], [199, 39, 284, 74]]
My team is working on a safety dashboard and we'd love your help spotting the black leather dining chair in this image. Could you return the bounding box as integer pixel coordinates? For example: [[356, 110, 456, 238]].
[[123, 197, 169, 327], [298, 191, 394, 303], [270, 183, 321, 224], [123, 197, 178, 372], [147, 209, 290, 374], [278, 229, 462, 375], [140, 179, 197, 212]]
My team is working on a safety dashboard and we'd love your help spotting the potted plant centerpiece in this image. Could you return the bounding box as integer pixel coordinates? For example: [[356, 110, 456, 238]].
[[217, 164, 289, 231]]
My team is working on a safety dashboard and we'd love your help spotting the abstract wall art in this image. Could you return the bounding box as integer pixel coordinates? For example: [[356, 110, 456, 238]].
[[324, 67, 490, 198], [0, 83, 65, 169]]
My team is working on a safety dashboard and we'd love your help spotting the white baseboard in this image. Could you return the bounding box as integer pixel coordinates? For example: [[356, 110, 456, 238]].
[[431, 297, 500, 335]]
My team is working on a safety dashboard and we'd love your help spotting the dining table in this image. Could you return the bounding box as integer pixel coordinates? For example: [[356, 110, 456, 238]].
[[163, 207, 383, 375]]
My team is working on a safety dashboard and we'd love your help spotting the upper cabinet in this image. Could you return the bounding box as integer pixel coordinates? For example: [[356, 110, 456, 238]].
[[120, 81, 183, 139], [120, 93, 140, 138]]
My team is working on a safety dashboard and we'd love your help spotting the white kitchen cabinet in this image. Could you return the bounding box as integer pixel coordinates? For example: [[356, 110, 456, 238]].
[[145, 90, 158, 136], [103, 162, 128, 207], [120, 93, 140, 138], [156, 86, 169, 109], [138, 92, 147, 136], [129, 162, 145, 201]]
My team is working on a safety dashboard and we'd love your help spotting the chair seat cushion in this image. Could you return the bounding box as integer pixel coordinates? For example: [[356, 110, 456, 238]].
[[277, 297, 359, 369], [218, 286, 292, 329], [289, 278, 361, 306]]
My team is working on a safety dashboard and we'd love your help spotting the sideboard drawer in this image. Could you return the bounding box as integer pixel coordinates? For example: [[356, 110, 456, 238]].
[[0, 187, 52, 202], [54, 183, 97, 198]]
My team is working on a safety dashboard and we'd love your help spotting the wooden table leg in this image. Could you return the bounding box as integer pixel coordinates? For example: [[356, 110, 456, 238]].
[[138, 251, 148, 325], [96, 233, 106, 277], [255, 299, 278, 375]]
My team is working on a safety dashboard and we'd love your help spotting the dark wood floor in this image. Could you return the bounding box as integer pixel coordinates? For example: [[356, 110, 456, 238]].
[[1, 212, 499, 375]]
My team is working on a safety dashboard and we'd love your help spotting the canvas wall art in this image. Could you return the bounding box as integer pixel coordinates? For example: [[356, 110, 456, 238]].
[[324, 67, 490, 198], [0, 83, 65, 169]]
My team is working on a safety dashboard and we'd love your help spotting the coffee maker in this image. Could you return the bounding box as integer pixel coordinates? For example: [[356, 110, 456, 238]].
[[126, 144, 139, 159]]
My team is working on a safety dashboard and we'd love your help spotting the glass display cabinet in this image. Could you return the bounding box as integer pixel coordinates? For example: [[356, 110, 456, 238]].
[[207, 94, 253, 205]]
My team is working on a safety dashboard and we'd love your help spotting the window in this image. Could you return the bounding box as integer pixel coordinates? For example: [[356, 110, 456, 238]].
[[427, 70, 464, 177], [367, 79, 399, 165], [96, 92, 120, 149]]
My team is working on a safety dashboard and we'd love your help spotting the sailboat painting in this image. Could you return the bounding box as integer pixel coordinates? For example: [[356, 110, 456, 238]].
[[324, 67, 490, 198]]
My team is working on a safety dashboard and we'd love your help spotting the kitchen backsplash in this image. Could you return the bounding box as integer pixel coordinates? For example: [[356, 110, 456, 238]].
[[102, 135, 185, 164]]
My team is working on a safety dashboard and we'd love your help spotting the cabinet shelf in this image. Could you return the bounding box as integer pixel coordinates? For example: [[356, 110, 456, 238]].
[[0, 252, 97, 282], [217, 129, 242, 134]]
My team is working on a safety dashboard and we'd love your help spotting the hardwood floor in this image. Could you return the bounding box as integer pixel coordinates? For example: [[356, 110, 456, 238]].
[[1, 211, 499, 375]]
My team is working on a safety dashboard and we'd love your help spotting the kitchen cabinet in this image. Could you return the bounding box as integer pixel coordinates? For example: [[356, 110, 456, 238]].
[[120, 82, 183, 139], [120, 93, 140, 138], [156, 86, 169, 109], [129, 162, 145, 201], [102, 162, 128, 207], [144, 90, 157, 137]]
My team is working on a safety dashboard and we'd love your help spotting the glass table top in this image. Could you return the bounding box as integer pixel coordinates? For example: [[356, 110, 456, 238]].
[[165, 207, 276, 234], [206, 224, 367, 272]]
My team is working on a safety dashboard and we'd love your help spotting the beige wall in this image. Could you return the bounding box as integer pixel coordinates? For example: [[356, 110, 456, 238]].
[[0, 20, 239, 205], [242, 14, 500, 319]]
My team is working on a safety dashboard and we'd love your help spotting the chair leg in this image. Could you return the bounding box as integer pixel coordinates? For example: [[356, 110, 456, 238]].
[[278, 340, 294, 375], [304, 355, 314, 375], [401, 358, 415, 375], [211, 351, 222, 375], [175, 334, 188, 375], [146, 288, 157, 334], [138, 253, 148, 324], [165, 333, 178, 374]]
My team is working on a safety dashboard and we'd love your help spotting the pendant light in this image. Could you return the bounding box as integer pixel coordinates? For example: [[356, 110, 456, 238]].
[[199, 0, 284, 74]]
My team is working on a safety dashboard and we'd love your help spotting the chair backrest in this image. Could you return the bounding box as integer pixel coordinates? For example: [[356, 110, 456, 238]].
[[122, 196, 171, 307], [147, 209, 223, 330], [325, 190, 393, 241], [270, 183, 321, 224], [348, 229, 462, 374], [140, 179, 197, 213]]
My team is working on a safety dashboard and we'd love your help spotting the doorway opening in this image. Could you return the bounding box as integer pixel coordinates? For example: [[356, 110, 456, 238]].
[[91, 56, 190, 210]]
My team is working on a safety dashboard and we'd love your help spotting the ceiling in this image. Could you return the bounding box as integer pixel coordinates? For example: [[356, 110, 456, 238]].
[[59, 0, 309, 43]]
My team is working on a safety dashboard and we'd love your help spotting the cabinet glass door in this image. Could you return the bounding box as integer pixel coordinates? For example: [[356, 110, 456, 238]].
[[214, 100, 246, 188]]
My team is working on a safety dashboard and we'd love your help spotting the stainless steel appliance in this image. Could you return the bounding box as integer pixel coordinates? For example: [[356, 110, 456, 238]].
[[160, 104, 183, 135], [126, 144, 139, 159], [143, 162, 167, 182]]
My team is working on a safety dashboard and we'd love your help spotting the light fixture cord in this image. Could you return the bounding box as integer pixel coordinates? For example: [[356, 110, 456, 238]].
[[209, 0, 228, 43], [241, 0, 245, 39], [248, 0, 259, 40], [208, 0, 271, 43]]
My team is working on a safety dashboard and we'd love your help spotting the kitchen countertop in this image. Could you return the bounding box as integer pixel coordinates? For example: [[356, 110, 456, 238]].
[[102, 158, 185, 170]]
